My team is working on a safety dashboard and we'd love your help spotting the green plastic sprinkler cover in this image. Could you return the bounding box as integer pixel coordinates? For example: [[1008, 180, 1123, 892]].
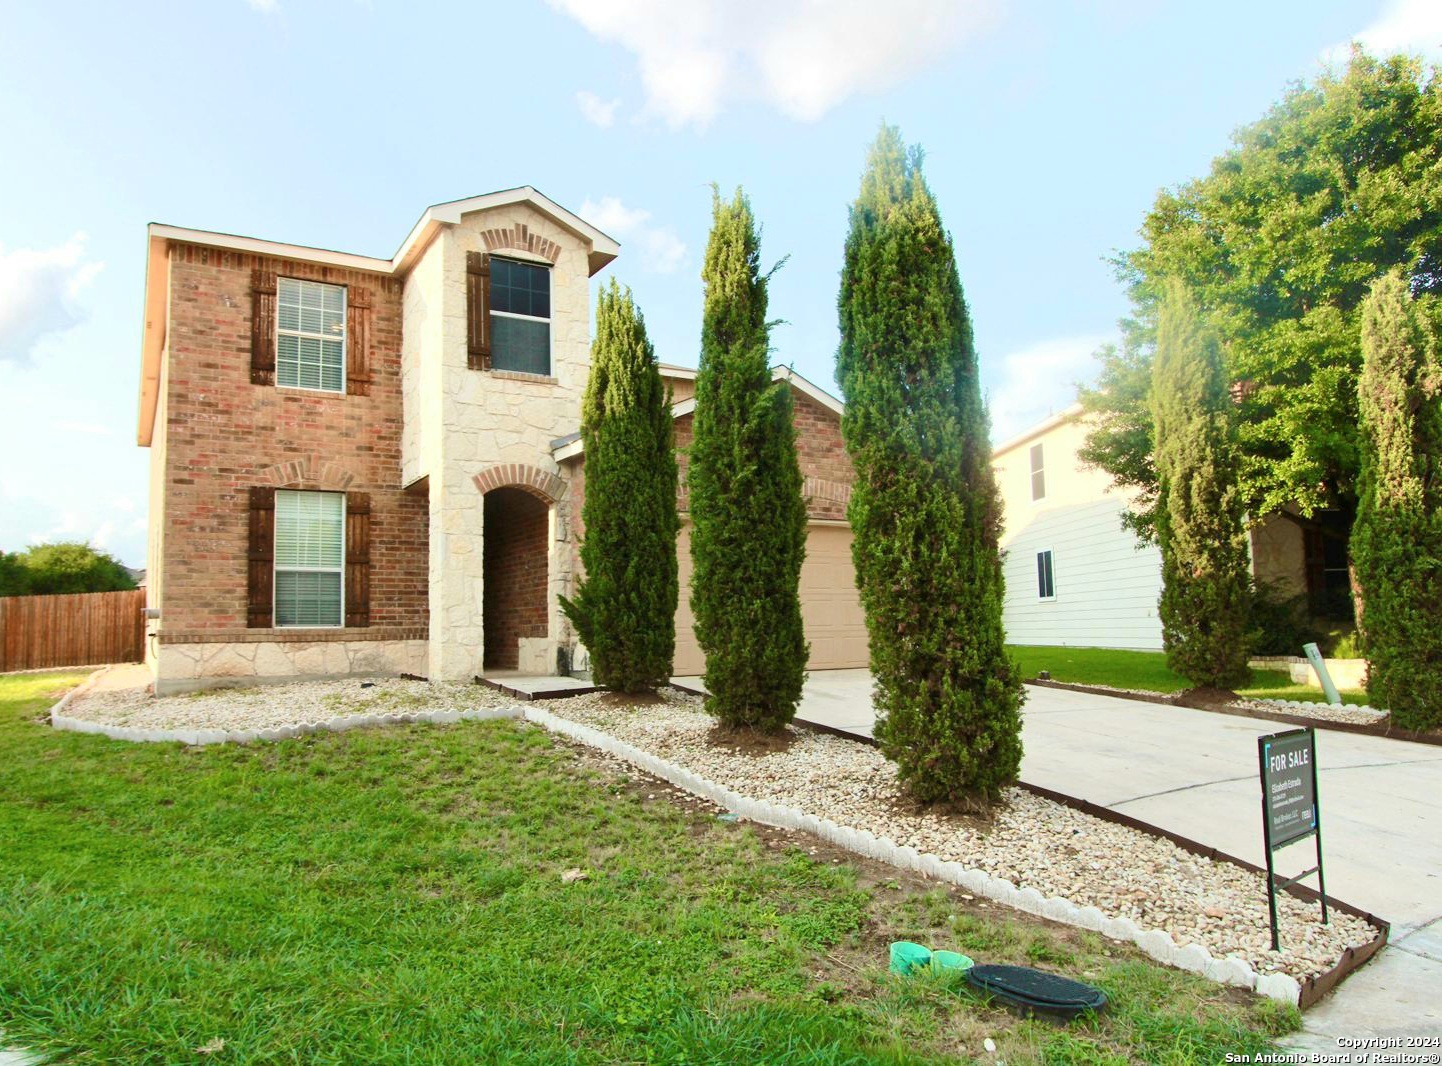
[[889, 941, 932, 975], [931, 950, 974, 974]]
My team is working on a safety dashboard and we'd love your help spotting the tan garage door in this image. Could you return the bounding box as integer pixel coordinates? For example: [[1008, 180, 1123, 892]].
[[673, 522, 869, 676]]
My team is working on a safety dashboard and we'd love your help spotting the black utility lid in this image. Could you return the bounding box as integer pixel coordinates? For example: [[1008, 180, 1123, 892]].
[[966, 964, 1107, 1019]]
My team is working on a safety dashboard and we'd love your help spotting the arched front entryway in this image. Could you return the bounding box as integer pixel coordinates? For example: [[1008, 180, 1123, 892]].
[[482, 486, 551, 671]]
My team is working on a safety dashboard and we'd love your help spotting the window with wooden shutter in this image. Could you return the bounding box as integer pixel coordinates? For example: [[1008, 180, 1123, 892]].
[[467, 251, 492, 370], [346, 286, 372, 396], [248, 486, 276, 627], [251, 269, 277, 386], [346, 492, 371, 628]]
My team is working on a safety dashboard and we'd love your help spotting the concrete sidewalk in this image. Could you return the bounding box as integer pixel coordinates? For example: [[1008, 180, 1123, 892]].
[[675, 669, 1442, 1043]]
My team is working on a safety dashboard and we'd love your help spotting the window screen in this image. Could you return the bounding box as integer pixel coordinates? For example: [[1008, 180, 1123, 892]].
[[277, 278, 346, 392], [1036, 549, 1056, 600], [490, 258, 551, 375], [1030, 443, 1045, 501], [274, 490, 345, 626]]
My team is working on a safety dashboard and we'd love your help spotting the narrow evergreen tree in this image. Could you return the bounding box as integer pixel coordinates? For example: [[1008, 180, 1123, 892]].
[[1352, 272, 1442, 730], [689, 188, 809, 732], [560, 280, 678, 693], [1150, 280, 1252, 688], [836, 127, 1023, 806]]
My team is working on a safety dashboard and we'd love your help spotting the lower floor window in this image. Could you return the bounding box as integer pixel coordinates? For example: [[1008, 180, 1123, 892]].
[[1036, 549, 1056, 600], [275, 490, 345, 626]]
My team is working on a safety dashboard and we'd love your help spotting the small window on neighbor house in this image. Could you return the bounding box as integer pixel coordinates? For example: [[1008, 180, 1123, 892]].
[[1036, 549, 1056, 600], [277, 278, 346, 392], [1030, 443, 1046, 501], [274, 490, 345, 626], [490, 258, 551, 375]]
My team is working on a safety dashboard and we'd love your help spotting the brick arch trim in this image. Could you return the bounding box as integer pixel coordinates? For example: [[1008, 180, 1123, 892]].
[[257, 456, 362, 491], [473, 463, 565, 503], [479, 223, 562, 264]]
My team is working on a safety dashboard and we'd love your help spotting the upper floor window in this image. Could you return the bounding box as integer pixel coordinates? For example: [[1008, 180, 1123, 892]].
[[1029, 443, 1046, 501], [277, 278, 346, 392], [274, 489, 345, 627], [490, 258, 551, 376]]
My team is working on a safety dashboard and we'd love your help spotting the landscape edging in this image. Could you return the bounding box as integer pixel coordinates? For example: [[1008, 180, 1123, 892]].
[[518, 705, 1299, 1005]]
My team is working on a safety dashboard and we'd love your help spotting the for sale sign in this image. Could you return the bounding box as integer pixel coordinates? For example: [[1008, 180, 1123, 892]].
[[1260, 728, 1318, 847]]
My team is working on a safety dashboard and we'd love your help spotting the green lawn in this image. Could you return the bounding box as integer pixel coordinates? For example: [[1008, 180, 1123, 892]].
[[1007, 646, 1369, 707], [1, 672, 1295, 1064]]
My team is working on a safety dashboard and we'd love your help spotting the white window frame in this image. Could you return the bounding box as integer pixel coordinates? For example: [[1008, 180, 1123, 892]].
[[489, 257, 554, 376], [273, 490, 346, 629], [276, 277, 347, 394], [1029, 442, 1046, 502], [1036, 547, 1057, 602]]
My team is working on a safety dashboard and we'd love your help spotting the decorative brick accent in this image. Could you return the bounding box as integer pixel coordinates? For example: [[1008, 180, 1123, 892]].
[[256, 456, 361, 490], [473, 463, 565, 502], [480, 222, 562, 264]]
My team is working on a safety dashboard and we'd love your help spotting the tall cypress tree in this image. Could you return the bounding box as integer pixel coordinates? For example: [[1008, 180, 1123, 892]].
[[1352, 272, 1442, 730], [560, 279, 678, 693], [689, 187, 809, 732], [836, 127, 1023, 805], [1150, 280, 1252, 689]]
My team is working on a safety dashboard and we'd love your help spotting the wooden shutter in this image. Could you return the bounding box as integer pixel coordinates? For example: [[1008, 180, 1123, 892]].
[[466, 251, 492, 370], [345, 492, 371, 628], [251, 268, 277, 386], [346, 286, 372, 396], [247, 486, 276, 628]]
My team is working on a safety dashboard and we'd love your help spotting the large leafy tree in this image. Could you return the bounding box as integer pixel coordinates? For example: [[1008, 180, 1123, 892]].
[[836, 127, 1023, 806], [0, 551, 32, 597], [1151, 282, 1253, 688], [560, 281, 678, 693], [1082, 52, 1442, 552], [1351, 273, 1442, 729], [688, 188, 809, 732], [17, 543, 137, 595]]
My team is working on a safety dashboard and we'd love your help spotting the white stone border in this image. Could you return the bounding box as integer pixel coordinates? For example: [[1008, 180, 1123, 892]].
[[45, 683, 1304, 1004], [1252, 697, 1387, 719], [519, 706, 1300, 1005]]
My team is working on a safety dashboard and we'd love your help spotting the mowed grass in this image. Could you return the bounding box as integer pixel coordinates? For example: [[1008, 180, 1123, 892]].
[[1007, 646, 1369, 706], [1, 673, 1295, 1064]]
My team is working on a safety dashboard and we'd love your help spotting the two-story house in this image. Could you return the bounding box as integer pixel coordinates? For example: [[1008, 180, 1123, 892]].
[[137, 188, 870, 693]]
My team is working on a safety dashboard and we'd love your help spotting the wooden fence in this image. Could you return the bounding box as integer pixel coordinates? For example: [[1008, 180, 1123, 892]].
[[0, 588, 147, 672]]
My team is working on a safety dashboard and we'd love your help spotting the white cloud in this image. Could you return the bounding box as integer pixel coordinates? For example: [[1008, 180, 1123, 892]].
[[1322, 0, 1442, 64], [579, 195, 688, 274], [0, 234, 103, 366], [575, 89, 621, 128], [549, 0, 998, 128], [986, 334, 1110, 444], [246, 0, 279, 12], [54, 420, 111, 436]]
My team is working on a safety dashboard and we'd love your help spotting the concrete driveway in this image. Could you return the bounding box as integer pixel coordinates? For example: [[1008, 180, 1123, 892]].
[[676, 668, 1442, 1041]]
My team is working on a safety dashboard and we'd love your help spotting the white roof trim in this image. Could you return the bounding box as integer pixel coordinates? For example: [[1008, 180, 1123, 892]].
[[992, 402, 1085, 457], [658, 362, 698, 380], [146, 224, 393, 273], [553, 373, 840, 461]]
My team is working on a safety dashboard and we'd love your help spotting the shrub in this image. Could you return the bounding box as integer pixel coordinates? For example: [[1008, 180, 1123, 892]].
[[1351, 272, 1442, 729], [687, 188, 809, 732], [835, 126, 1023, 805], [559, 281, 679, 693]]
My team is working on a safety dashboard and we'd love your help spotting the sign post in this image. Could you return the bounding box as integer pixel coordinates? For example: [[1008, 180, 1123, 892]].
[[1257, 727, 1327, 951]]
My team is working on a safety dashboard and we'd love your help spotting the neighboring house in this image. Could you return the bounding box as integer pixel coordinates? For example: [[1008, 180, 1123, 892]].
[[137, 188, 870, 693], [992, 403, 1342, 651]]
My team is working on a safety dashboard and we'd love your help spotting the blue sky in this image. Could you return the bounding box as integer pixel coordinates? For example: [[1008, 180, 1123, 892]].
[[2, 0, 1438, 569]]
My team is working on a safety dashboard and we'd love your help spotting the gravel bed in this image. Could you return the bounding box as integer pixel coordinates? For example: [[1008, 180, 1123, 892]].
[[1235, 698, 1389, 726], [543, 688, 1374, 982], [66, 677, 510, 732]]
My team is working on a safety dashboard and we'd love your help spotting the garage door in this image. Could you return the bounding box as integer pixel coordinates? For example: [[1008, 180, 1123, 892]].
[[673, 522, 869, 676]]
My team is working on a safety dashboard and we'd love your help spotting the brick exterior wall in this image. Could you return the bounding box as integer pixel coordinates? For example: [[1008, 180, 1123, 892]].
[[482, 488, 549, 669], [157, 243, 428, 643]]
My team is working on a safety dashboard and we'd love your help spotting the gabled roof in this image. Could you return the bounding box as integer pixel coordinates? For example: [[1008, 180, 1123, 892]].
[[139, 187, 621, 445], [553, 366, 844, 462], [991, 403, 1085, 458]]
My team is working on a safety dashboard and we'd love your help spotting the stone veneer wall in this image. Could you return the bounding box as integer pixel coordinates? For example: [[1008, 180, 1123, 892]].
[[152, 244, 429, 689], [402, 204, 590, 681]]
